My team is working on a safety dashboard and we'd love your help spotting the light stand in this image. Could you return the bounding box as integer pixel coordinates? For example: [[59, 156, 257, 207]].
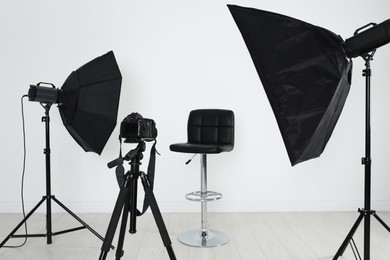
[[99, 141, 176, 260], [333, 54, 390, 260], [228, 5, 390, 258], [0, 104, 111, 248]]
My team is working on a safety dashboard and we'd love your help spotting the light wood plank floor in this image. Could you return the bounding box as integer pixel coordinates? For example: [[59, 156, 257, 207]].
[[1, 212, 390, 259]]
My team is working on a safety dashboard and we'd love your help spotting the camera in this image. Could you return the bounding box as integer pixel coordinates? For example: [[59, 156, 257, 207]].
[[120, 112, 157, 143]]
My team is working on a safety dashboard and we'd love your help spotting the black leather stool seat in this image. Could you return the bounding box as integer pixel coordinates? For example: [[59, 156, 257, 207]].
[[170, 143, 233, 154], [170, 109, 234, 154]]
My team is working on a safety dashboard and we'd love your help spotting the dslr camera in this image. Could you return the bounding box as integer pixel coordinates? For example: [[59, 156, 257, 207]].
[[120, 112, 157, 143]]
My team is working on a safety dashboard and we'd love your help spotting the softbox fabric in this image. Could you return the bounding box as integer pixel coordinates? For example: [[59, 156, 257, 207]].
[[59, 51, 122, 155], [228, 5, 352, 166]]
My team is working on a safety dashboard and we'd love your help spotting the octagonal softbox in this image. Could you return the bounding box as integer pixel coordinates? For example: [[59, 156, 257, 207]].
[[58, 51, 122, 155]]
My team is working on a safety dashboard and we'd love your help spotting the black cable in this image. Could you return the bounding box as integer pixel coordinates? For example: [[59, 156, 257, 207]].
[[3, 95, 29, 248], [350, 238, 362, 260]]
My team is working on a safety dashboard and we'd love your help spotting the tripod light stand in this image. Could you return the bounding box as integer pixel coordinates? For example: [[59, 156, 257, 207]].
[[228, 5, 390, 259], [333, 53, 390, 260], [0, 102, 110, 247], [0, 51, 121, 248]]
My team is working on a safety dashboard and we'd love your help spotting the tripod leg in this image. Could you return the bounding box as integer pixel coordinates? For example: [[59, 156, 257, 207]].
[[0, 197, 46, 248], [373, 213, 390, 233], [115, 190, 131, 260], [140, 174, 177, 260], [333, 213, 364, 260], [99, 187, 130, 260]]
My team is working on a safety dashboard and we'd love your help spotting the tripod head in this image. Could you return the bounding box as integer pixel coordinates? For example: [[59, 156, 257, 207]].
[[107, 140, 149, 189], [107, 141, 146, 169]]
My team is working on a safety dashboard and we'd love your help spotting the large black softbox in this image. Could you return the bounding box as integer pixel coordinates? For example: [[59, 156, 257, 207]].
[[58, 51, 122, 155], [228, 5, 352, 166]]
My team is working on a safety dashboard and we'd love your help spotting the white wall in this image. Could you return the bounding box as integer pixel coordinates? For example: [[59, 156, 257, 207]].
[[1, 0, 389, 213]]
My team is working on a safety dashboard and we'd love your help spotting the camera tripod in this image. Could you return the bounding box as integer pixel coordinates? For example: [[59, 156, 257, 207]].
[[98, 141, 176, 260]]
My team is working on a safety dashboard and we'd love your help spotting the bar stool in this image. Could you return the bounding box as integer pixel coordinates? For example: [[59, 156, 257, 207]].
[[170, 109, 234, 247]]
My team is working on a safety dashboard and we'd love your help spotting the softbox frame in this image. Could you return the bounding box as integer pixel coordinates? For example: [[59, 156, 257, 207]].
[[228, 5, 352, 166]]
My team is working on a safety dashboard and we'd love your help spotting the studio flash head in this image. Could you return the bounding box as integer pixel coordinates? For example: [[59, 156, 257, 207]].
[[28, 82, 61, 104]]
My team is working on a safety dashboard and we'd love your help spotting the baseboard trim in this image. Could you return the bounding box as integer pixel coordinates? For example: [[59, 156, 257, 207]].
[[1, 200, 389, 213]]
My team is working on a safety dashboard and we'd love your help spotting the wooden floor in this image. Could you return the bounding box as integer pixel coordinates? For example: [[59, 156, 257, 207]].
[[1, 212, 390, 259]]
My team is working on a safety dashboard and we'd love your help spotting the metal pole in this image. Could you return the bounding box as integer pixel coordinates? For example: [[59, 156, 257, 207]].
[[43, 105, 53, 244], [363, 59, 372, 260], [200, 154, 208, 238]]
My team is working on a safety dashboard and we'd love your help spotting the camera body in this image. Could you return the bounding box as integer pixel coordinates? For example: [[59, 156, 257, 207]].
[[120, 112, 157, 143]]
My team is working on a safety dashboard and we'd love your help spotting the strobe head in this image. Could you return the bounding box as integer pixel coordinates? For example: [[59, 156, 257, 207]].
[[343, 19, 390, 58], [28, 82, 61, 104], [120, 112, 158, 143]]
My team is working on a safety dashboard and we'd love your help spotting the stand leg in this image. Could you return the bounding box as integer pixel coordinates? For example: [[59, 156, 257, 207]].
[[0, 197, 46, 248], [0, 195, 111, 249], [373, 213, 390, 233], [333, 213, 364, 259], [52, 197, 110, 247], [99, 187, 130, 259], [140, 173, 177, 260]]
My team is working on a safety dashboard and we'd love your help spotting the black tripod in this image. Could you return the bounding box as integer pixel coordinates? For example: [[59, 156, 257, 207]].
[[333, 54, 390, 260], [98, 141, 176, 260], [0, 104, 109, 248]]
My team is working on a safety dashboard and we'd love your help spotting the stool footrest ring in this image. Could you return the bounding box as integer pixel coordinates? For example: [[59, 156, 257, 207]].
[[185, 191, 222, 202]]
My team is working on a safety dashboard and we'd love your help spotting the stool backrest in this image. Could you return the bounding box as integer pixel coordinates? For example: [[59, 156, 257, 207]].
[[187, 109, 234, 146]]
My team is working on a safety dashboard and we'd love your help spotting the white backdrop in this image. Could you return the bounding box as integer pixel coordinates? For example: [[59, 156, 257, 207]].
[[0, 0, 389, 213]]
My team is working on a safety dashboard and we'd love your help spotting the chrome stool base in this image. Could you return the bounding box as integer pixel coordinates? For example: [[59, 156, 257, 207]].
[[178, 154, 229, 247], [177, 229, 229, 248]]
